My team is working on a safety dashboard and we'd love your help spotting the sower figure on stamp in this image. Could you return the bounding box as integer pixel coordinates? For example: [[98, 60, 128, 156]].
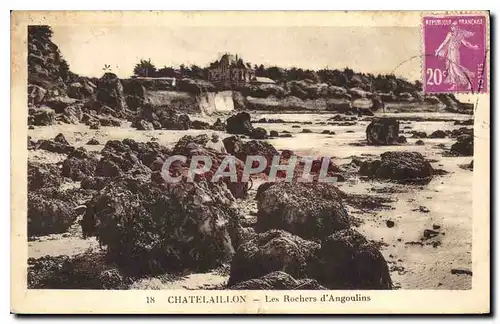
[[435, 21, 480, 91]]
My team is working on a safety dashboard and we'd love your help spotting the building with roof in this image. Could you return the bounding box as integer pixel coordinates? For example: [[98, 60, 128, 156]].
[[208, 53, 258, 87]]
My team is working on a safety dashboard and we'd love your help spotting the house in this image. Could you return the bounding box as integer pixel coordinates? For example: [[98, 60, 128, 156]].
[[208, 54, 256, 87]]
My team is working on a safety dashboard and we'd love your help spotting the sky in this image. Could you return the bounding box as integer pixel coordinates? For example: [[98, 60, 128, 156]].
[[51, 26, 422, 81]]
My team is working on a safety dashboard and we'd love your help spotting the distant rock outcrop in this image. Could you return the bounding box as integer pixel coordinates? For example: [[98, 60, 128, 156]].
[[360, 151, 435, 184], [366, 118, 400, 145]]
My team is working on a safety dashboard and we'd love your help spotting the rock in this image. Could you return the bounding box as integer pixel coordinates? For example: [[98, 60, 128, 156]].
[[424, 96, 442, 104], [256, 183, 349, 240], [269, 130, 279, 137], [28, 162, 62, 191], [89, 122, 100, 130], [29, 125, 35, 130], [411, 131, 428, 138], [357, 107, 375, 116], [321, 130, 330, 134], [227, 230, 320, 286], [301, 129, 313, 133], [423, 229, 439, 238], [28, 84, 47, 106], [80, 176, 108, 191], [171, 135, 249, 198], [419, 206, 430, 213], [432, 224, 441, 230], [226, 112, 253, 135], [99, 115, 122, 127], [292, 125, 301, 128], [397, 135, 407, 144], [31, 107, 56, 126], [44, 96, 78, 113], [67, 81, 95, 99], [160, 112, 191, 130], [450, 268, 472, 276], [366, 118, 399, 145], [229, 271, 326, 290], [28, 191, 77, 236], [451, 135, 473, 156], [152, 120, 162, 130], [86, 138, 100, 145], [133, 119, 154, 131], [62, 148, 99, 181], [386, 220, 395, 228], [454, 119, 474, 126], [96, 73, 128, 112], [429, 130, 447, 138], [37, 138, 75, 154], [82, 177, 241, 275], [54, 133, 69, 145], [224, 137, 279, 174], [211, 118, 226, 131], [60, 105, 83, 124], [416, 140, 425, 145], [95, 150, 148, 178], [359, 151, 434, 183], [249, 127, 268, 139], [191, 120, 211, 130], [27, 252, 127, 289], [280, 133, 293, 138], [312, 228, 392, 289], [450, 127, 473, 138]]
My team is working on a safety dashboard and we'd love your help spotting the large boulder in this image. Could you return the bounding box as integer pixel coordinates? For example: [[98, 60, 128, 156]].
[[37, 136, 75, 154], [28, 84, 47, 106], [227, 229, 320, 286], [171, 134, 249, 198], [229, 271, 326, 290], [450, 127, 473, 138], [28, 190, 78, 236], [359, 151, 435, 183], [226, 112, 253, 135], [256, 183, 350, 240], [28, 252, 127, 289], [28, 162, 62, 191], [44, 96, 78, 113], [249, 127, 268, 139], [62, 148, 99, 181], [312, 228, 392, 289], [30, 107, 56, 126], [96, 73, 128, 112], [224, 137, 279, 174], [82, 177, 241, 275], [366, 118, 399, 145], [429, 130, 447, 138], [451, 134, 474, 156]]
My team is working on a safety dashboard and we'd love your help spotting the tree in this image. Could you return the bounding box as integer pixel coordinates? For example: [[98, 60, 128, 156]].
[[28, 25, 53, 42], [133, 59, 157, 77], [156, 66, 178, 78], [189, 64, 204, 79]]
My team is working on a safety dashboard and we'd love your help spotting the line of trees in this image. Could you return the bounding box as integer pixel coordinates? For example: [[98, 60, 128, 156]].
[[133, 58, 422, 94], [133, 59, 207, 79]]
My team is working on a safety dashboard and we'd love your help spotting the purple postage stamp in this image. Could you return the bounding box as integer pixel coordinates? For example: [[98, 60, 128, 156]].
[[423, 15, 487, 93]]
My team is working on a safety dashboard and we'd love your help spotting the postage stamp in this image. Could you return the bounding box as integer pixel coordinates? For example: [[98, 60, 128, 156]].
[[423, 15, 488, 93]]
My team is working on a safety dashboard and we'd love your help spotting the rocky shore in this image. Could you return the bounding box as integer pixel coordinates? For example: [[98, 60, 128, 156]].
[[26, 26, 474, 291]]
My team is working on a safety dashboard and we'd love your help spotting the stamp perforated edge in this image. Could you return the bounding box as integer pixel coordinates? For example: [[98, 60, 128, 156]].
[[420, 10, 490, 95]]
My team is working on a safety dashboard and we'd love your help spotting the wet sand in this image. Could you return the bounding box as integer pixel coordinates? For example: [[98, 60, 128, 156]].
[[27, 111, 473, 290]]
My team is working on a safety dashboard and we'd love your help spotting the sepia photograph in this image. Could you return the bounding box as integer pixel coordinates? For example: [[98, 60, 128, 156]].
[[11, 10, 490, 314]]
